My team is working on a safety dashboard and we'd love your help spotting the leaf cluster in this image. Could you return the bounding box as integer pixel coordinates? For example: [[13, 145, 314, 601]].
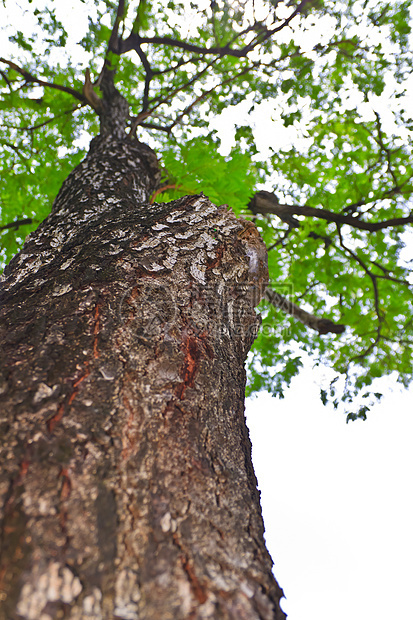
[[158, 137, 258, 211], [1, 0, 413, 417]]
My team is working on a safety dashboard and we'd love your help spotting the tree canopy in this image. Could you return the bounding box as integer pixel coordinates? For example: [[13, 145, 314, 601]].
[[1, 0, 412, 420]]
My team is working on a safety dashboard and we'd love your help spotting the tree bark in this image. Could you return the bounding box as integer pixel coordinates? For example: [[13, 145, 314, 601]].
[[0, 133, 285, 619]]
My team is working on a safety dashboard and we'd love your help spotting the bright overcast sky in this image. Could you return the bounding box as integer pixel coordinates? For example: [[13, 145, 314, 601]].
[[246, 371, 413, 620], [1, 2, 413, 619]]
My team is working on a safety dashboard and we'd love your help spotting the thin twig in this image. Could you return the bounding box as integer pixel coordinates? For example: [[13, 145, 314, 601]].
[[149, 184, 183, 204], [337, 226, 383, 361], [3, 104, 83, 132]]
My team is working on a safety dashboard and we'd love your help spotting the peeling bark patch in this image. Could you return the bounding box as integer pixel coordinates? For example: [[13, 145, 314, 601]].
[[177, 335, 203, 400], [181, 555, 208, 604], [172, 533, 208, 607], [59, 469, 72, 502], [33, 382, 57, 404], [114, 568, 140, 620], [46, 403, 65, 434], [120, 395, 141, 461], [45, 361, 90, 433], [82, 587, 103, 618], [15, 562, 83, 619], [206, 244, 224, 271], [182, 336, 201, 386], [72, 365, 91, 391]]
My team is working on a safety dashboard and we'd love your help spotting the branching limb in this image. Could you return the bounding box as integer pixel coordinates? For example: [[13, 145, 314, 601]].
[[121, 0, 311, 58], [138, 57, 221, 131], [373, 112, 399, 186], [128, 110, 152, 137], [152, 56, 204, 77], [121, 33, 250, 58], [3, 104, 83, 132], [0, 58, 85, 103], [0, 218, 33, 231], [249, 190, 413, 232], [107, 0, 126, 53], [370, 260, 412, 287], [149, 57, 219, 107], [82, 68, 103, 112], [138, 121, 172, 133], [2, 141, 30, 162], [97, 0, 128, 98], [0, 68, 12, 90], [267, 228, 295, 250], [243, 0, 312, 51], [337, 226, 382, 323], [134, 44, 153, 113], [265, 288, 346, 335], [296, 280, 322, 302]]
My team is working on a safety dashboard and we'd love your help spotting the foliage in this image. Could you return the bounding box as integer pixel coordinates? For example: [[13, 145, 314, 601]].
[[1, 0, 412, 420], [158, 138, 258, 210]]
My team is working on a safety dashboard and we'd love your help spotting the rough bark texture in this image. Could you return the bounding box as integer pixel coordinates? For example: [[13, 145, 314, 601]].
[[0, 133, 285, 619]]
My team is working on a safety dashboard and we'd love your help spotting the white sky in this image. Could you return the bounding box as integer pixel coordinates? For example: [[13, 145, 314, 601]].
[[246, 374, 413, 620], [2, 2, 413, 619]]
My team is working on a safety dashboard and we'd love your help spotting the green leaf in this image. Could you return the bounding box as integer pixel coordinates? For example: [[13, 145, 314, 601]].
[[1, 0, 413, 418]]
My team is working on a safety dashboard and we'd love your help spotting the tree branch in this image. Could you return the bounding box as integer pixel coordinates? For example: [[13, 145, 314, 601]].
[[0, 58, 85, 103], [2, 141, 30, 161], [249, 190, 413, 232], [0, 218, 33, 231], [138, 121, 172, 133], [3, 104, 83, 132], [370, 260, 411, 287], [107, 0, 126, 53], [372, 112, 399, 186], [168, 59, 257, 129], [336, 226, 383, 361], [134, 43, 153, 112], [152, 56, 203, 77], [265, 288, 346, 335], [96, 0, 128, 100], [121, 33, 250, 58], [138, 56, 220, 131], [150, 57, 219, 107], [243, 0, 313, 50], [121, 0, 311, 59], [149, 184, 182, 204], [0, 68, 12, 89]]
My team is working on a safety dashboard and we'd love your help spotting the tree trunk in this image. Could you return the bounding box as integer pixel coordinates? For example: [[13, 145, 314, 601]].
[[0, 132, 285, 619]]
